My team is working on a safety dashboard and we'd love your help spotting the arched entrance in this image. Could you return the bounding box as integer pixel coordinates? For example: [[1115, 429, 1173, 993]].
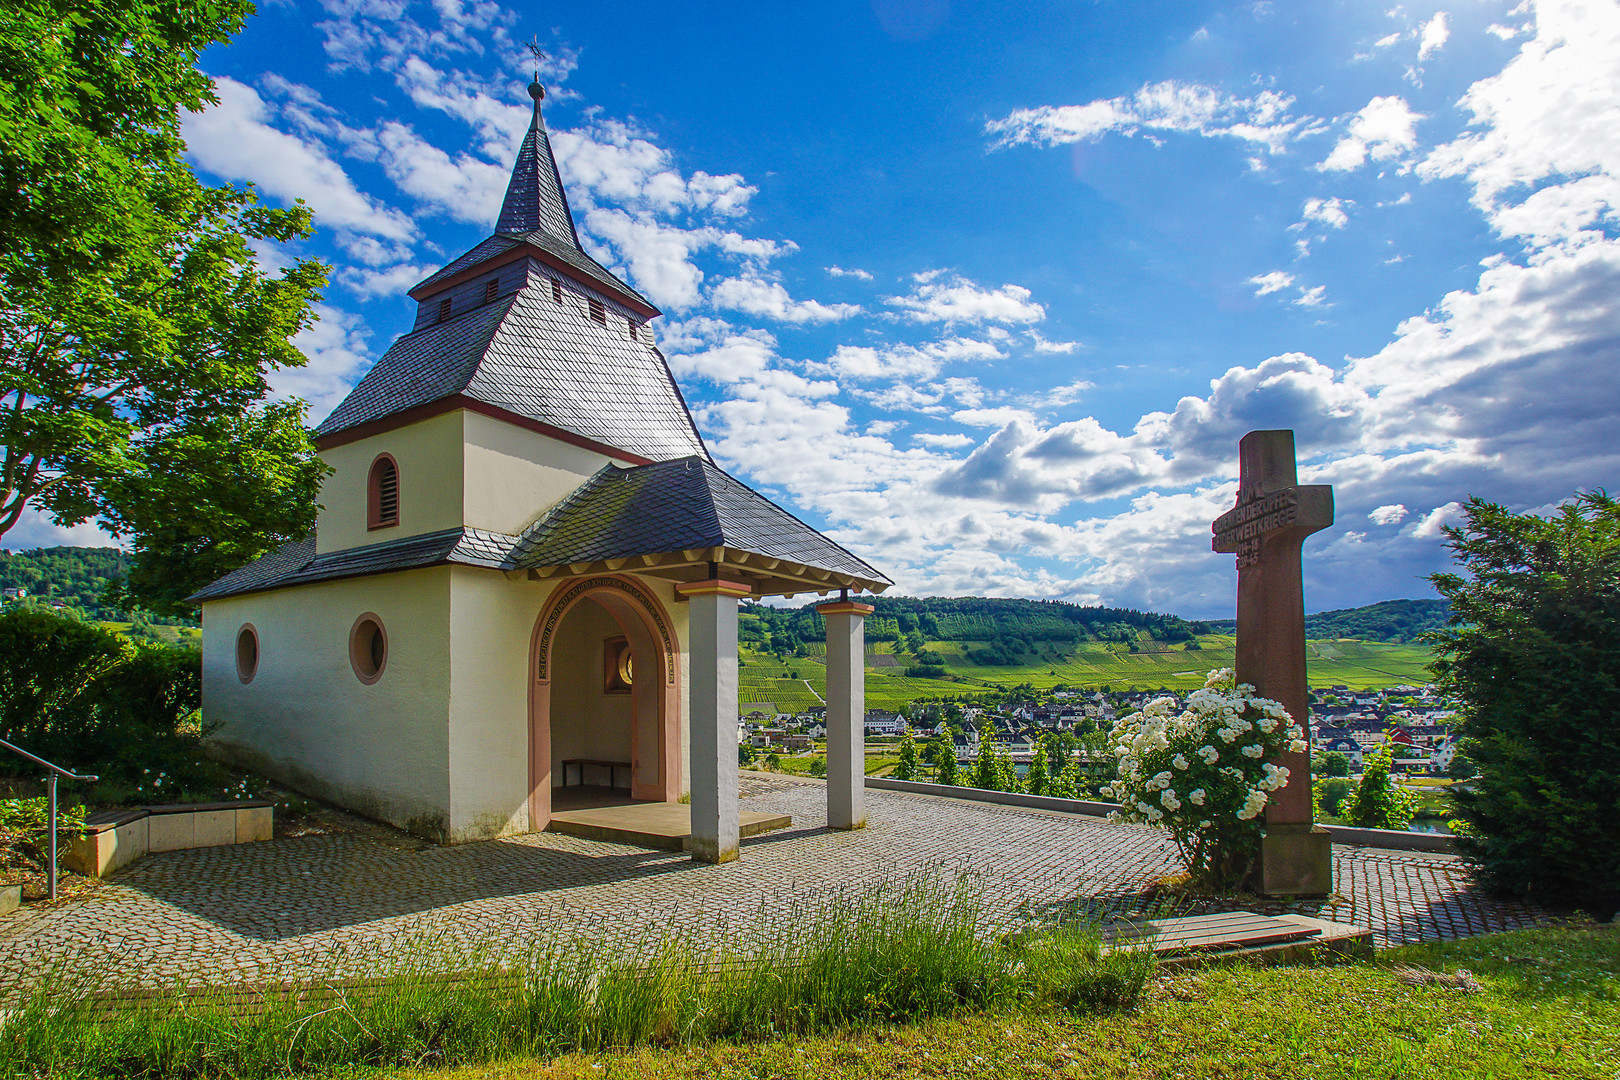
[[528, 576, 680, 830]]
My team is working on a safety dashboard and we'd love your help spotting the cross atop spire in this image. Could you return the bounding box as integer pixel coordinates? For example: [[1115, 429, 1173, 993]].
[[494, 69, 581, 245]]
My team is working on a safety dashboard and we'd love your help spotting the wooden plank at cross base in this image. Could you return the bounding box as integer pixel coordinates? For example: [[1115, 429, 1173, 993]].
[[1107, 912, 1321, 955], [1212, 429, 1335, 897]]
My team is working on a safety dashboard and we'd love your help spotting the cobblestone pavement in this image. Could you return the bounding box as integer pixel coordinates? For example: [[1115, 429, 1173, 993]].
[[0, 780, 1553, 999]]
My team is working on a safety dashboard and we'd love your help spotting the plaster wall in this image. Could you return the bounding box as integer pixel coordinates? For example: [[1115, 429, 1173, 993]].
[[460, 409, 616, 535], [445, 567, 553, 840], [548, 599, 634, 781], [315, 411, 466, 554], [201, 569, 453, 836]]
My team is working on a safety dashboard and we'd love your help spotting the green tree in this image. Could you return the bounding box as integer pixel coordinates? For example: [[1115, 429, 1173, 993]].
[[1, 0, 327, 598], [1341, 742, 1419, 830], [893, 729, 918, 781], [1316, 750, 1352, 778], [808, 756, 826, 778], [971, 729, 1018, 792], [935, 738, 959, 785], [1430, 492, 1620, 918], [1025, 732, 1050, 795]]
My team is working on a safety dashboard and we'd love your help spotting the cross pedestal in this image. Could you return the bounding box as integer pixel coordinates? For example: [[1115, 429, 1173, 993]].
[[1212, 430, 1334, 897]]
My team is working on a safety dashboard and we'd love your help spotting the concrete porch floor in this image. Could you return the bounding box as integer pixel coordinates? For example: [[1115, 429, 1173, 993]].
[[545, 795, 792, 852]]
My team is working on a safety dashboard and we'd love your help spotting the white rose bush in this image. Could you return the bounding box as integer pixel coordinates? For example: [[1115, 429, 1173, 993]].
[[1102, 669, 1308, 891]]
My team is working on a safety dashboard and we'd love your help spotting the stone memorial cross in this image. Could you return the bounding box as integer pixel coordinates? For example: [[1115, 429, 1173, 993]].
[[1211, 429, 1334, 896]]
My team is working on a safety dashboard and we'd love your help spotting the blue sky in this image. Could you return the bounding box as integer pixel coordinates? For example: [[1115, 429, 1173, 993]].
[[17, 0, 1620, 619]]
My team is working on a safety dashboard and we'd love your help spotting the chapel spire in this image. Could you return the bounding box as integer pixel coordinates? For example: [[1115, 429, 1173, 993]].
[[494, 76, 581, 245]]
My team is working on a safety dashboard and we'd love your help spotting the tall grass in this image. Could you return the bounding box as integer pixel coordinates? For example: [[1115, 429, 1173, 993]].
[[0, 870, 1151, 1079]]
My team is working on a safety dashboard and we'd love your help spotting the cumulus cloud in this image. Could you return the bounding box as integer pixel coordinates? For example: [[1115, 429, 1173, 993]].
[[710, 276, 861, 324], [1369, 504, 1409, 525], [1248, 270, 1295, 296], [1418, 12, 1450, 61], [886, 272, 1045, 325], [1319, 95, 1422, 171], [182, 76, 417, 243], [827, 265, 874, 280], [986, 80, 1305, 155], [1297, 196, 1350, 229], [1420, 0, 1620, 251]]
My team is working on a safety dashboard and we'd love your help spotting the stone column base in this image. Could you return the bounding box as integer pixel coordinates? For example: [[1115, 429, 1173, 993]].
[[1249, 823, 1333, 897]]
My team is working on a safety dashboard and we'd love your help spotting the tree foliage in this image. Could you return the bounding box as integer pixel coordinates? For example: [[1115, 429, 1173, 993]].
[[0, 608, 208, 792], [0, 0, 327, 602], [1429, 492, 1620, 919], [1340, 742, 1418, 830], [893, 730, 918, 781]]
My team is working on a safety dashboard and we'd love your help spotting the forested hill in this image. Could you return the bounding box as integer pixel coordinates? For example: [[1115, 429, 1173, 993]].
[[740, 594, 1207, 660], [1204, 598, 1450, 643], [0, 546, 131, 618]]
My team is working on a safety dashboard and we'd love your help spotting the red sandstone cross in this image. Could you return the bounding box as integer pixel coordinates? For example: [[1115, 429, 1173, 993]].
[[1211, 430, 1335, 892]]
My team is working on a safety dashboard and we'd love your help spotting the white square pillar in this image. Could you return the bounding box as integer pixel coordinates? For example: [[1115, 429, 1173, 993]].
[[818, 598, 873, 830], [677, 578, 751, 863]]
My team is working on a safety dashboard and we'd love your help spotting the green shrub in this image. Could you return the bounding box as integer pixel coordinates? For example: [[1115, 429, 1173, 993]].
[[1429, 492, 1620, 919], [1311, 776, 1355, 819], [1316, 750, 1351, 777], [0, 797, 87, 872], [0, 609, 210, 794], [1341, 743, 1419, 830]]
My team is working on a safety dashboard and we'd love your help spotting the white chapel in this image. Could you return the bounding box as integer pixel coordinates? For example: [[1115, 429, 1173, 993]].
[[193, 78, 889, 862]]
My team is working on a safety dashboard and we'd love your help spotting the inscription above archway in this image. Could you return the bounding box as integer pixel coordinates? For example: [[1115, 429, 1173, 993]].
[[535, 576, 676, 685]]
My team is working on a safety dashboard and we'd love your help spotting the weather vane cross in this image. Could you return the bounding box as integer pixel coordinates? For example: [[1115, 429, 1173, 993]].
[[526, 36, 546, 78]]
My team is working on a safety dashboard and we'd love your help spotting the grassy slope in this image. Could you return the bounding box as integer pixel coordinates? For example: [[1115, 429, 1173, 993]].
[[738, 634, 1436, 711], [423, 926, 1619, 1080]]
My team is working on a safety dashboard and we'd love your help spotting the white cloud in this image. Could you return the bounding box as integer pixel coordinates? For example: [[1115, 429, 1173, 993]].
[[1319, 95, 1422, 171], [827, 265, 874, 280], [814, 337, 1002, 382], [1418, 12, 1450, 61], [1026, 330, 1083, 353], [886, 272, 1045, 325], [1294, 284, 1329, 307], [914, 432, 976, 449], [710, 276, 860, 324], [986, 80, 1304, 155], [2, 505, 120, 550], [280, 304, 375, 423], [182, 76, 417, 242], [1408, 501, 1465, 538], [1369, 503, 1409, 525], [1298, 196, 1351, 229], [1420, 0, 1620, 252], [1248, 270, 1295, 296]]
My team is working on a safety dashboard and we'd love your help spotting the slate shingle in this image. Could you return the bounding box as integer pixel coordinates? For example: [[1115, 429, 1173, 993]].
[[510, 457, 890, 585]]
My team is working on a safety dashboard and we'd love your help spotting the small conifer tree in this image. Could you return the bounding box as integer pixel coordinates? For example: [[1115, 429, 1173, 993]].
[[1026, 733, 1050, 796], [893, 729, 919, 781]]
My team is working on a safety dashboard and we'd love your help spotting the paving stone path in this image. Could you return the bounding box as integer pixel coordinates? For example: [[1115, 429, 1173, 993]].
[[0, 780, 1553, 1000]]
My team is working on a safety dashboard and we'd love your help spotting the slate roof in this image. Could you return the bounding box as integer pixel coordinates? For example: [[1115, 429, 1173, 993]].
[[410, 86, 654, 312], [189, 528, 521, 603], [193, 459, 890, 601], [510, 457, 891, 585], [495, 87, 579, 245], [314, 288, 706, 462]]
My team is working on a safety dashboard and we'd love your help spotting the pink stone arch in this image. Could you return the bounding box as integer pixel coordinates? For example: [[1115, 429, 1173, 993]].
[[528, 575, 681, 830]]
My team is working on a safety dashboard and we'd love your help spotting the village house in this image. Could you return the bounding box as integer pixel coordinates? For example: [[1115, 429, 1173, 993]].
[[190, 77, 889, 862]]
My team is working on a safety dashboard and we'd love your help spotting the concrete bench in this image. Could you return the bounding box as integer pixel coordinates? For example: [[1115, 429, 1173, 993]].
[[64, 800, 274, 878]]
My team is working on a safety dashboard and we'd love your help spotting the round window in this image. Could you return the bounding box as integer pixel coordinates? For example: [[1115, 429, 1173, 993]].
[[349, 614, 388, 684], [236, 624, 259, 683], [618, 648, 633, 687]]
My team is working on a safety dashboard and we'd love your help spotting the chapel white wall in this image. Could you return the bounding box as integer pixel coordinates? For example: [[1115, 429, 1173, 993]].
[[315, 411, 466, 554], [201, 569, 453, 836], [460, 409, 616, 535]]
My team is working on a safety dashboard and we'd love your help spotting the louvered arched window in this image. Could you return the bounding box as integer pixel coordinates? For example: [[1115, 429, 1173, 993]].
[[367, 454, 400, 530]]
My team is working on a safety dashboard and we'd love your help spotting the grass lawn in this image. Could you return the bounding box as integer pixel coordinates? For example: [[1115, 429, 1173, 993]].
[[417, 925, 1619, 1080]]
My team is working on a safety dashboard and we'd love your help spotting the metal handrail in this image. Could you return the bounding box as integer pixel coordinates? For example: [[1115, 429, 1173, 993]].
[[0, 737, 98, 900]]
